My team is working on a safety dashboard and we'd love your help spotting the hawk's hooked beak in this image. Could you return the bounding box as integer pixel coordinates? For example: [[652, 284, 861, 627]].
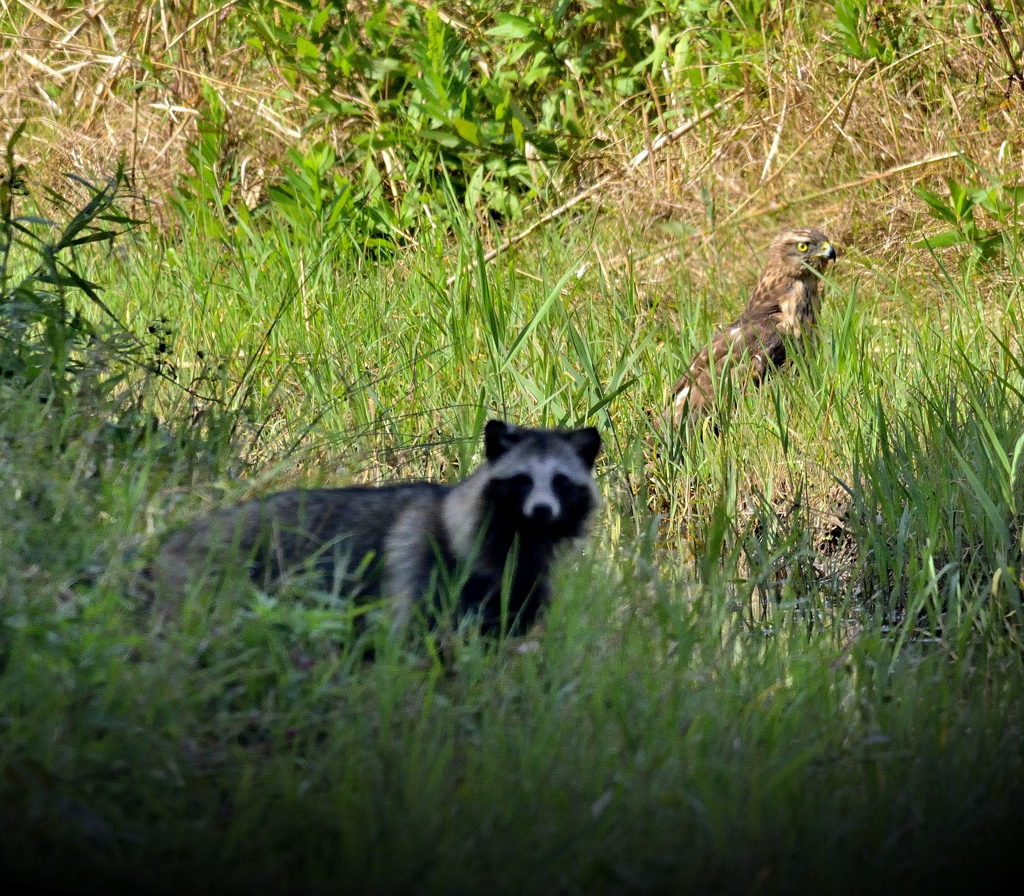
[[818, 241, 837, 261]]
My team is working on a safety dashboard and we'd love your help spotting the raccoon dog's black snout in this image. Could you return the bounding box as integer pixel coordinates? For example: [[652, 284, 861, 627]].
[[530, 503, 554, 524]]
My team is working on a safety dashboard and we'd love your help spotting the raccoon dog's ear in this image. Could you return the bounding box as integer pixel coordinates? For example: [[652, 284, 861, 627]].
[[566, 427, 602, 468], [484, 419, 522, 460]]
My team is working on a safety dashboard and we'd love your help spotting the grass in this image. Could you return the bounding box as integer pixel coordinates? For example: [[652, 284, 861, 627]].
[[4, 200, 1024, 891], [4, 1, 1024, 892]]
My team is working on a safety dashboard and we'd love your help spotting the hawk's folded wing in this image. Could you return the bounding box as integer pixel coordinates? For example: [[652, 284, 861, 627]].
[[667, 314, 788, 424]]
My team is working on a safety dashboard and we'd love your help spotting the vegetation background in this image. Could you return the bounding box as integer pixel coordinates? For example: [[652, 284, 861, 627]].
[[2, 1, 1024, 891]]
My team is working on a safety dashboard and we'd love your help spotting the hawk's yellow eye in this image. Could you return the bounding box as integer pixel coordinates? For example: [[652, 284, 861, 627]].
[[797, 241, 809, 253]]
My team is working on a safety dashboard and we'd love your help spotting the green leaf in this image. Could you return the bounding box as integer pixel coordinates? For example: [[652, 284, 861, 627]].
[[420, 129, 461, 148], [634, 25, 672, 76], [510, 117, 525, 149], [1003, 185, 1024, 204], [65, 230, 119, 247], [295, 36, 319, 60], [453, 117, 480, 146], [487, 14, 537, 41], [14, 216, 56, 227], [912, 187, 959, 224], [311, 7, 331, 33], [911, 231, 965, 250], [1010, 433, 1024, 489]]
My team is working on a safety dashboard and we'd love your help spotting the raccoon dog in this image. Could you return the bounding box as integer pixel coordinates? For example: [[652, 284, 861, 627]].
[[149, 420, 602, 634]]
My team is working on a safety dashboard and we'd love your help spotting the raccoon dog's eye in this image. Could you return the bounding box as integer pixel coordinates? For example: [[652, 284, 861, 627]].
[[551, 473, 572, 494], [506, 473, 533, 494], [489, 473, 534, 510], [796, 241, 808, 253]]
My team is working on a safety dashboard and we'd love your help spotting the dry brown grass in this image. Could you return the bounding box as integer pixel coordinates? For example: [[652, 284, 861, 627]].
[[1, 1, 292, 220], [3, 2, 1022, 265]]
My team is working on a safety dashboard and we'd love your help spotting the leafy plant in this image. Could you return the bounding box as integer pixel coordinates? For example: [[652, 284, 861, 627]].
[[266, 142, 404, 251], [0, 122, 137, 395], [835, 0, 887, 62], [833, 0, 922, 64], [235, 0, 775, 228], [243, 0, 554, 223], [913, 174, 1024, 263]]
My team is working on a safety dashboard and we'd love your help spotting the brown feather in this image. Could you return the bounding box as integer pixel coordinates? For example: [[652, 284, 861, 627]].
[[667, 227, 836, 426]]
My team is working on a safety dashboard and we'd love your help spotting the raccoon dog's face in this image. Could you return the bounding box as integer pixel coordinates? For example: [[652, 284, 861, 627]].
[[481, 419, 601, 540]]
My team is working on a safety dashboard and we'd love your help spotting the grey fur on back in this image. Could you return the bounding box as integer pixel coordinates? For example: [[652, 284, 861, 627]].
[[152, 482, 450, 596]]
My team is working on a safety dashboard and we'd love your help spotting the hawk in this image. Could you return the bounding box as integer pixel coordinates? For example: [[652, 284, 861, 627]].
[[666, 227, 837, 426]]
